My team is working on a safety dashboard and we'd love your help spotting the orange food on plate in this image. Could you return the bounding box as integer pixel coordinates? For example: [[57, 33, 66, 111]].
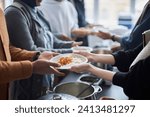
[[58, 56, 73, 66]]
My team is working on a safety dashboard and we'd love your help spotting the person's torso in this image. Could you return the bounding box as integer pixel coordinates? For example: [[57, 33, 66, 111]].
[[40, 0, 78, 37], [123, 7, 150, 50], [5, 2, 52, 99]]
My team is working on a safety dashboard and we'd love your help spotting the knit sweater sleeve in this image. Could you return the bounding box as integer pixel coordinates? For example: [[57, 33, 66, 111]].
[[0, 61, 32, 84], [112, 43, 143, 72], [112, 56, 150, 99]]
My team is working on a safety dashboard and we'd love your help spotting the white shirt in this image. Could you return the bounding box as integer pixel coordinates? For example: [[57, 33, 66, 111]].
[[39, 0, 78, 38]]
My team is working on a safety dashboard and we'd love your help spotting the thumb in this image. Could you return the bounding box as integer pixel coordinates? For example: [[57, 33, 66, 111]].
[[50, 66, 65, 76]]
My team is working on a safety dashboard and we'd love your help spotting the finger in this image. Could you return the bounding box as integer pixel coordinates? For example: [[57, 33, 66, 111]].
[[78, 51, 88, 55], [70, 65, 78, 70], [73, 51, 81, 54], [78, 41, 83, 46], [69, 66, 73, 71], [68, 37, 73, 41], [97, 31, 104, 36], [50, 66, 65, 76], [48, 62, 61, 67], [99, 30, 106, 33], [72, 37, 77, 41], [98, 30, 103, 33], [69, 67, 75, 72], [52, 52, 60, 56], [73, 51, 86, 57]]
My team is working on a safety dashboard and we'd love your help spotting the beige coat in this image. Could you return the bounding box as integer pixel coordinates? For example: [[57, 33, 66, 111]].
[[0, 8, 36, 99]]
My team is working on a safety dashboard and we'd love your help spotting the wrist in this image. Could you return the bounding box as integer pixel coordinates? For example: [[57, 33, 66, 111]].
[[86, 30, 92, 35], [92, 53, 98, 62], [88, 64, 94, 73], [111, 35, 116, 41], [111, 35, 121, 43], [32, 52, 41, 61]]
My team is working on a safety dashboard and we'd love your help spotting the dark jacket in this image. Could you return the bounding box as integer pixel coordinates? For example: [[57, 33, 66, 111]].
[[69, 0, 88, 46], [121, 5, 150, 50], [112, 44, 150, 99], [73, 0, 87, 27]]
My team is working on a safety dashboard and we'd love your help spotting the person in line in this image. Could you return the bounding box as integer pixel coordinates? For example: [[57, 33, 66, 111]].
[[0, 7, 64, 100], [70, 34, 150, 99], [39, 0, 92, 43], [4, 0, 81, 100], [68, 0, 92, 46], [93, 0, 150, 51]]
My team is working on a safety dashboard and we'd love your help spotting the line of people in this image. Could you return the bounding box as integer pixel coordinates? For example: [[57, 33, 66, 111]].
[[0, 0, 150, 100]]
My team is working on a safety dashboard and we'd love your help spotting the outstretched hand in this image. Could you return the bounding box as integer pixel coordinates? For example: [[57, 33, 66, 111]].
[[73, 51, 95, 62], [71, 28, 91, 37], [70, 63, 92, 73], [32, 59, 65, 76], [72, 41, 83, 47], [38, 51, 59, 60], [92, 31, 112, 40], [59, 34, 74, 41]]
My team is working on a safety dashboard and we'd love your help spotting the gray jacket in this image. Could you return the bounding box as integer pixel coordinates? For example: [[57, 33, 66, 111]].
[[5, 1, 72, 100], [5, 1, 73, 53]]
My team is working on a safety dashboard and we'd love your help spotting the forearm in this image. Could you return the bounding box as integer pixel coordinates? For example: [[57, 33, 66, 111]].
[[111, 35, 122, 43], [0, 61, 32, 84], [92, 53, 115, 65], [89, 65, 116, 81], [54, 36, 73, 48], [10, 45, 37, 61], [112, 43, 143, 72], [51, 48, 72, 54], [71, 28, 91, 37]]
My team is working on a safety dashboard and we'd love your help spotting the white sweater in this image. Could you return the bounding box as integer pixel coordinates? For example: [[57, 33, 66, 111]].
[[39, 0, 78, 38]]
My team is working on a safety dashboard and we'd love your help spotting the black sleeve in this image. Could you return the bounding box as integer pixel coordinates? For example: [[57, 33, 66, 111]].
[[112, 56, 150, 99], [112, 43, 143, 72]]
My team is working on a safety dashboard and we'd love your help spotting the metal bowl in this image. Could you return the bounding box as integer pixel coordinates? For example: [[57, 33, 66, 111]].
[[53, 82, 102, 100], [38, 93, 78, 100], [78, 74, 102, 85]]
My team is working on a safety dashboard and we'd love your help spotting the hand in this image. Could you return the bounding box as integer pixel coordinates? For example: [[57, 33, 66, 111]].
[[111, 44, 121, 52], [86, 23, 104, 29], [93, 31, 112, 40], [59, 34, 74, 41], [72, 41, 83, 47], [70, 63, 92, 73], [38, 51, 59, 60], [32, 59, 65, 76], [71, 28, 91, 37], [73, 51, 95, 62]]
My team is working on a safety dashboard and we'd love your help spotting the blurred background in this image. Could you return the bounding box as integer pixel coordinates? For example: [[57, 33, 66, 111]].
[[0, 0, 148, 100], [0, 0, 148, 48], [0, 0, 148, 29], [84, 0, 147, 29]]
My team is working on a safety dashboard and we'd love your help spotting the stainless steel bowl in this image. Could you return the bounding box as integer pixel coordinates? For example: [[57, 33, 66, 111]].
[[38, 93, 78, 100], [78, 74, 103, 86], [53, 82, 102, 100]]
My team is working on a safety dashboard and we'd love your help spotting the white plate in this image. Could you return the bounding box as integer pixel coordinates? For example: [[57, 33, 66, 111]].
[[50, 53, 88, 69], [71, 46, 93, 52]]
